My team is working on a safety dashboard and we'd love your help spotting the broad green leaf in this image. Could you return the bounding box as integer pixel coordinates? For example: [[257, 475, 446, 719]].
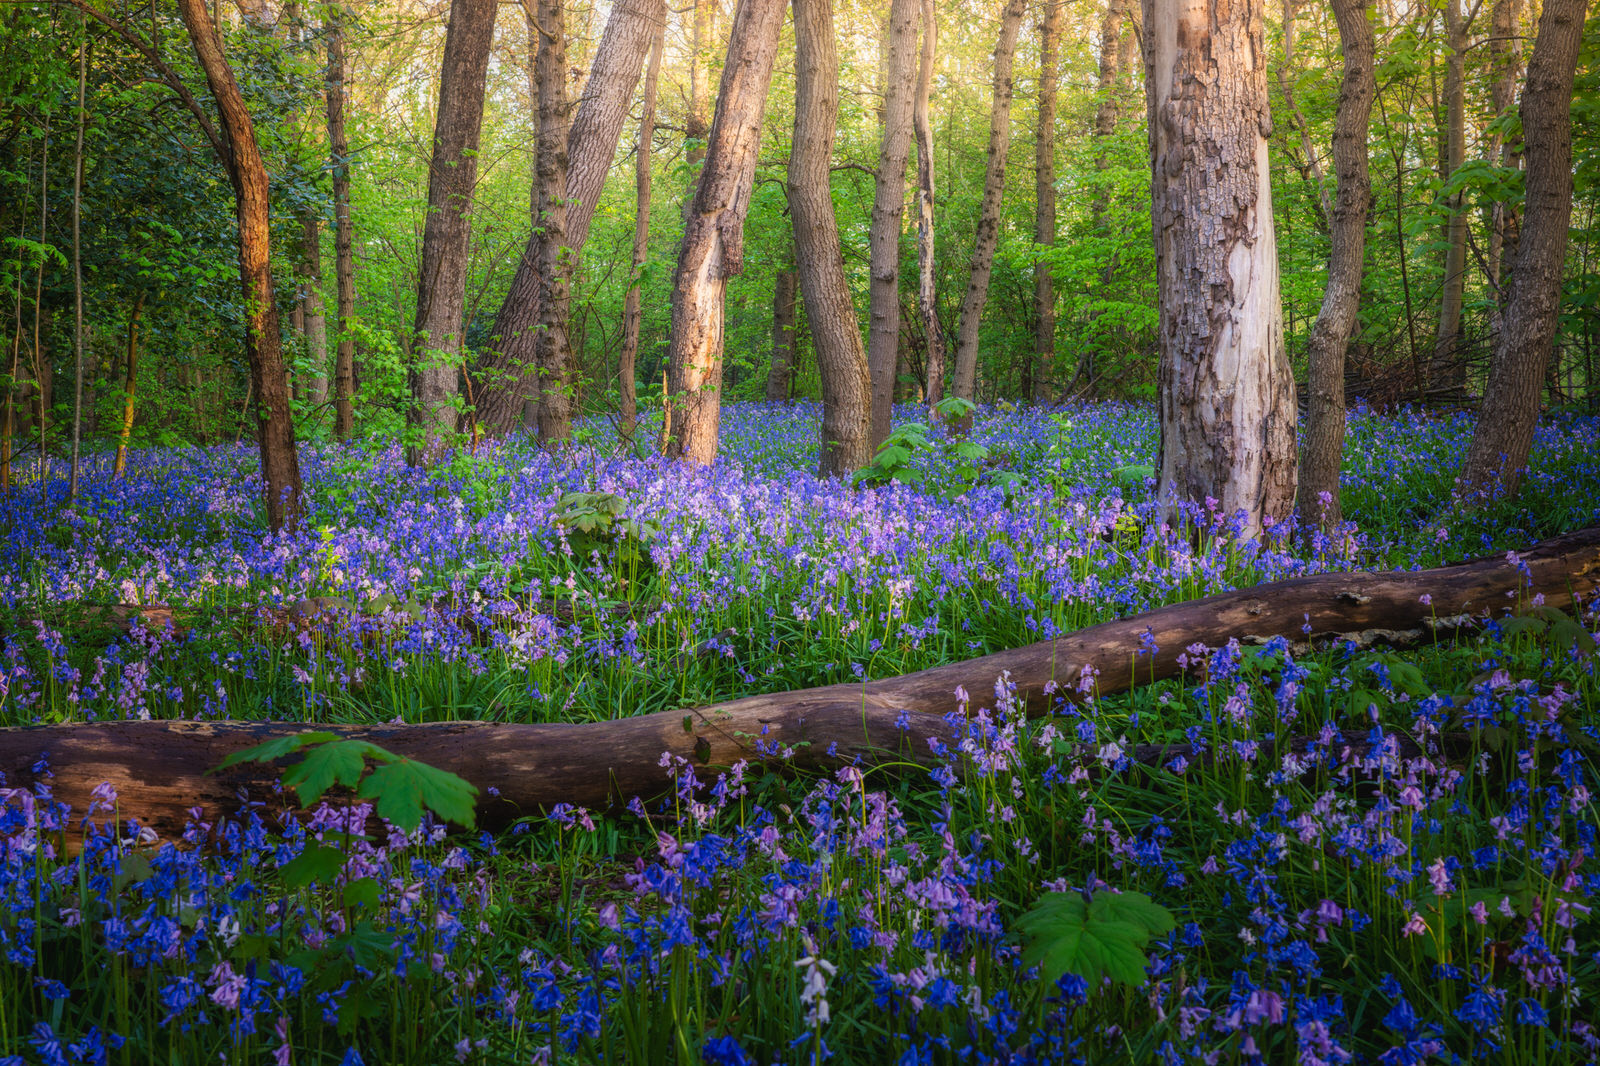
[[1016, 890, 1174, 991], [282, 740, 383, 806], [214, 731, 338, 772], [279, 844, 345, 889], [358, 757, 478, 832]]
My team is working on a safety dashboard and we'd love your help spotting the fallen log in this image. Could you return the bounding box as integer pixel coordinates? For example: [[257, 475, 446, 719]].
[[3, 525, 1597, 841]]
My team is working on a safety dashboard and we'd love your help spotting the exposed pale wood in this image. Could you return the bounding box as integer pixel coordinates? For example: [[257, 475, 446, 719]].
[[1143, 0, 1296, 539], [8, 526, 1598, 841]]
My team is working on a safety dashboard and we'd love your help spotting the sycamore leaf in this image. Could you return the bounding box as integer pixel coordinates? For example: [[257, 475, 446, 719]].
[[214, 731, 338, 772], [358, 756, 478, 832], [1015, 890, 1174, 990], [281, 740, 387, 806]]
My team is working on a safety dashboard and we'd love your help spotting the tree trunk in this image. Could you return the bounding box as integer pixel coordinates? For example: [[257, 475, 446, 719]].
[[867, 0, 920, 451], [789, 0, 872, 476], [661, 0, 786, 464], [1295, 0, 1374, 534], [176, 0, 303, 532], [326, 8, 355, 441], [69, 27, 87, 504], [1072, 0, 1133, 397], [684, 0, 714, 217], [409, 0, 496, 462], [619, 17, 666, 441], [1274, 0, 1331, 223], [298, 209, 329, 407], [112, 291, 145, 478], [767, 264, 797, 401], [1431, 0, 1468, 387], [1485, 0, 1523, 340], [914, 0, 945, 414], [1031, 0, 1063, 403], [475, 0, 667, 437], [1144, 0, 1297, 540], [529, 0, 574, 443], [1457, 0, 1586, 503], [11, 524, 1599, 840], [949, 0, 1028, 414]]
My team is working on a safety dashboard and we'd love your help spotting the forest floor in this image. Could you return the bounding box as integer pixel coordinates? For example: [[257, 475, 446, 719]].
[[2, 401, 1600, 1064]]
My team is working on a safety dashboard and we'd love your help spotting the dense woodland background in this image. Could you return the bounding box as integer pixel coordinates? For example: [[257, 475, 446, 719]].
[[1, 0, 1597, 476]]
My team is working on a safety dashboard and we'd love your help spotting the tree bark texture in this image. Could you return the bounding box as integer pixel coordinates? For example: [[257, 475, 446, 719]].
[[531, 0, 574, 443], [949, 0, 1028, 412], [112, 291, 145, 478], [1295, 0, 1374, 534], [1143, 0, 1297, 540], [326, 9, 356, 441], [408, 0, 496, 462], [767, 265, 798, 400], [788, 0, 872, 477], [475, 0, 667, 436], [867, 0, 920, 451], [1431, 0, 1468, 386], [913, 0, 945, 414], [684, 0, 714, 216], [297, 209, 329, 407], [620, 16, 666, 440], [1032, 0, 1063, 403], [9, 525, 1598, 841], [1457, 0, 1587, 503], [1485, 0, 1523, 338], [176, 0, 303, 531], [661, 0, 785, 464]]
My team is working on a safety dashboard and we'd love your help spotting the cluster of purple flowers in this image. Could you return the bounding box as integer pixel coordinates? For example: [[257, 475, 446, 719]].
[[1, 401, 1598, 1062]]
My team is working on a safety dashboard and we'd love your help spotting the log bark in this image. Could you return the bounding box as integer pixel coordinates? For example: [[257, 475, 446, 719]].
[[176, 0, 303, 531], [8, 525, 1598, 841], [408, 0, 497, 462], [1294, 0, 1374, 533], [619, 16, 666, 440], [1456, 0, 1587, 503], [949, 0, 1028, 415], [1143, 0, 1297, 540], [789, 0, 872, 477], [867, 0, 920, 451], [661, 0, 785, 464]]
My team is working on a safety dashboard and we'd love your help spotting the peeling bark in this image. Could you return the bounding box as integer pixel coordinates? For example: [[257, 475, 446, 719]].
[[1143, 0, 1297, 539], [913, 0, 945, 414]]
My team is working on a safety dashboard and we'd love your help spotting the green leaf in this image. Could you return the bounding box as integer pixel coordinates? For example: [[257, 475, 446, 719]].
[[213, 731, 339, 772], [1015, 890, 1174, 991], [281, 740, 384, 806], [279, 844, 345, 889], [358, 757, 478, 832], [343, 877, 382, 910]]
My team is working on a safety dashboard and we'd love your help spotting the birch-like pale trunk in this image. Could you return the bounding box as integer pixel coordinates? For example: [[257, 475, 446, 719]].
[[619, 18, 665, 439], [1143, 0, 1297, 539], [913, 0, 945, 414], [867, 0, 920, 450]]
